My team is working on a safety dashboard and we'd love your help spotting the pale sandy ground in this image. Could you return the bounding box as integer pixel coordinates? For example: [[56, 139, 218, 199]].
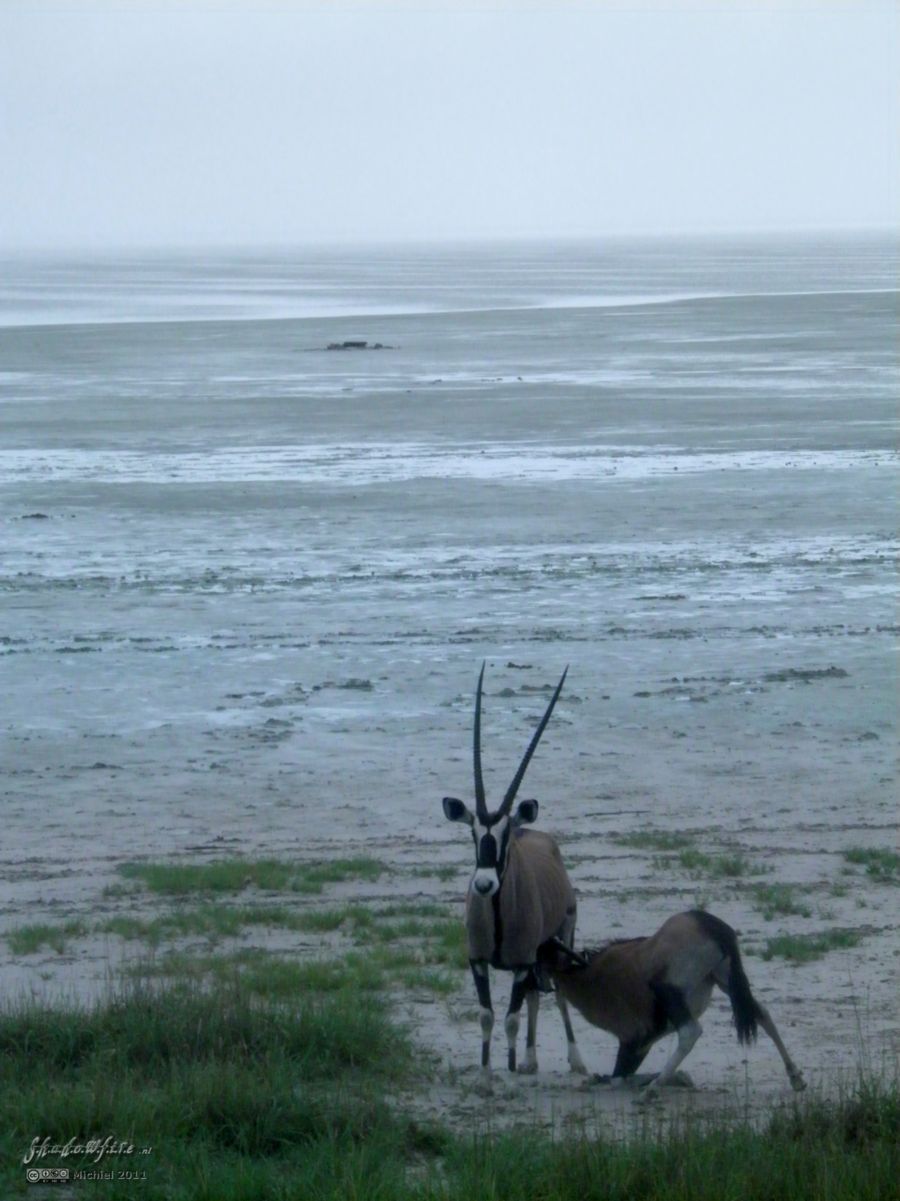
[[1, 647, 897, 1136]]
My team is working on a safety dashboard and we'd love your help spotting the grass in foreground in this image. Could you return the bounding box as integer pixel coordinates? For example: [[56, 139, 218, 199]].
[[0, 979, 419, 1199], [0, 979, 897, 1200]]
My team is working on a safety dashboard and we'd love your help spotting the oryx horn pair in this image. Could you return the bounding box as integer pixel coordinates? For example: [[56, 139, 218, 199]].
[[472, 660, 568, 824]]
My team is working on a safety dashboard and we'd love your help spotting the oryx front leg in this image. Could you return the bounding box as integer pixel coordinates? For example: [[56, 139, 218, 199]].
[[505, 969, 530, 1073], [470, 961, 494, 1085], [556, 991, 588, 1074]]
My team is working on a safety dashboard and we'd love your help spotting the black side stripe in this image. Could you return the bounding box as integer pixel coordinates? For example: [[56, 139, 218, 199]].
[[491, 889, 504, 968]]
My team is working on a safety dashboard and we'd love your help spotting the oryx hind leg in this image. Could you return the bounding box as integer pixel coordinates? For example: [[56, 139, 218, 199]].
[[505, 969, 531, 1073], [755, 1001, 806, 1091], [518, 979, 540, 1074], [712, 957, 806, 1091]]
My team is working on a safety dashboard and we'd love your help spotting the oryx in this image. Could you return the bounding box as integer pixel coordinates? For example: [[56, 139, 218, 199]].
[[442, 663, 586, 1082], [542, 909, 806, 1093]]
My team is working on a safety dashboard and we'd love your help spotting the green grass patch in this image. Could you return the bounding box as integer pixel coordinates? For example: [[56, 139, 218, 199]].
[[93, 899, 469, 981], [408, 865, 460, 881], [117, 856, 387, 896], [6, 920, 88, 956], [154, 950, 386, 994], [99, 903, 354, 947], [666, 849, 770, 879], [843, 848, 899, 884], [129, 941, 460, 998], [0, 979, 421, 1199], [4, 905, 343, 955], [762, 927, 865, 963], [749, 883, 813, 921], [433, 1093, 900, 1201], [612, 829, 696, 852]]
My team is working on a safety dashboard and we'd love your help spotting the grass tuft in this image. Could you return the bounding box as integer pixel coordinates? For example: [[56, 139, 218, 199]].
[[749, 883, 813, 921], [612, 830, 696, 852], [117, 856, 387, 896], [843, 848, 899, 884], [6, 920, 88, 956], [666, 849, 770, 879], [762, 927, 865, 963]]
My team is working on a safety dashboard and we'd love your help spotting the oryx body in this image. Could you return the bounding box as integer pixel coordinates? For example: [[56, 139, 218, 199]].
[[544, 909, 805, 1093], [443, 664, 586, 1082]]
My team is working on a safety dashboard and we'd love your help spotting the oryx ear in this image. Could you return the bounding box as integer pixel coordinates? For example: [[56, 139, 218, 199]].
[[513, 798, 539, 825], [442, 796, 474, 825]]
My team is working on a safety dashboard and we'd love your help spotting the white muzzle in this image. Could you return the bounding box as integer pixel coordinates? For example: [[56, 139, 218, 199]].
[[472, 869, 499, 897]]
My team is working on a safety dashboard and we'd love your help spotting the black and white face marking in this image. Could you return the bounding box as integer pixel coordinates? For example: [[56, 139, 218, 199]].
[[442, 796, 540, 899], [471, 815, 511, 897]]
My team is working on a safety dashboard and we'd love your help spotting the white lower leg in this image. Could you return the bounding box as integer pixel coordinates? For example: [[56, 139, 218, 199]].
[[647, 1020, 701, 1090], [505, 1010, 520, 1067], [519, 990, 539, 1074], [505, 970, 529, 1072], [557, 993, 587, 1074], [757, 1003, 806, 1091]]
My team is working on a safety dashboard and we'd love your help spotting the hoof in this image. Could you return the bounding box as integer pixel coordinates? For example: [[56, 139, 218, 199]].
[[473, 1070, 494, 1096], [517, 1059, 538, 1076], [791, 1073, 807, 1093], [569, 1056, 589, 1076], [669, 1070, 695, 1089]]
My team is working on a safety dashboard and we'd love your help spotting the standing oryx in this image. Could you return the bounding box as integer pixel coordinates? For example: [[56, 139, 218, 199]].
[[442, 663, 587, 1082]]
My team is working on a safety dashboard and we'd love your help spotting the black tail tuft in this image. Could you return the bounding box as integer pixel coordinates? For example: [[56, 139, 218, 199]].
[[690, 910, 759, 1045]]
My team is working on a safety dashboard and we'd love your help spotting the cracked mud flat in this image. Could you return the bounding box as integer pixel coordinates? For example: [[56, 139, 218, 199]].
[[1, 238, 897, 1134]]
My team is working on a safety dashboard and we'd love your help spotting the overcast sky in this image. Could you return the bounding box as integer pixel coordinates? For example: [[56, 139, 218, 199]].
[[0, 1, 896, 248]]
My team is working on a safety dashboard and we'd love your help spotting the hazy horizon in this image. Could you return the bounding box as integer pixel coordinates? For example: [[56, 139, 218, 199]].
[[2, 1, 896, 252], [3, 225, 898, 261]]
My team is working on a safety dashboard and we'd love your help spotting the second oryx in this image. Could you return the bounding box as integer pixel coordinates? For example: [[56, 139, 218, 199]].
[[541, 909, 806, 1094], [442, 663, 586, 1082]]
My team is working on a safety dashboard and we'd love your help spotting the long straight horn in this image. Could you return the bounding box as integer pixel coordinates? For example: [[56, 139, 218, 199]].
[[498, 666, 568, 817], [473, 661, 488, 822]]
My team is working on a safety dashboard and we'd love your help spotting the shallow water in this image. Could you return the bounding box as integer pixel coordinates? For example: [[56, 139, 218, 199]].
[[1, 234, 897, 870]]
